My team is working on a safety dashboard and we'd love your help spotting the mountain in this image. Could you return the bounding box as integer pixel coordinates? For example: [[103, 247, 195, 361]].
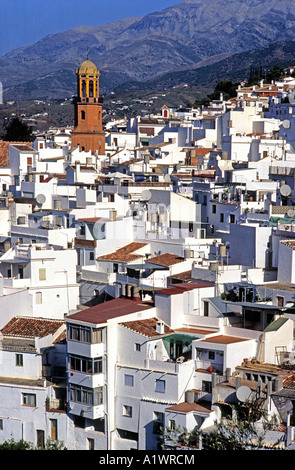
[[1, 0, 295, 100], [115, 40, 295, 95]]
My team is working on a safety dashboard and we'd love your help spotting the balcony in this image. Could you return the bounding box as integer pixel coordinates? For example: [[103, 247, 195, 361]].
[[68, 401, 104, 420], [67, 339, 105, 358], [45, 398, 67, 413]]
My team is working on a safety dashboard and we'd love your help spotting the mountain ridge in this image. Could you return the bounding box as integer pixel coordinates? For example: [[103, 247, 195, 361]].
[[1, 0, 295, 100]]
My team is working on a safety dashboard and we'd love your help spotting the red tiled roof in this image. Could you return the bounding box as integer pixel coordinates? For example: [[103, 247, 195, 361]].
[[1, 316, 64, 338], [11, 143, 36, 152], [67, 297, 154, 325], [166, 401, 212, 414], [156, 282, 214, 296], [147, 253, 185, 267], [98, 242, 148, 263], [283, 373, 295, 389], [77, 217, 104, 223], [120, 317, 173, 337], [0, 141, 33, 167], [199, 335, 249, 345], [170, 270, 192, 281]]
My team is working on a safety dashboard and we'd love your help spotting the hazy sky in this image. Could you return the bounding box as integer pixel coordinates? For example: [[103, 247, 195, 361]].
[[0, 0, 179, 56]]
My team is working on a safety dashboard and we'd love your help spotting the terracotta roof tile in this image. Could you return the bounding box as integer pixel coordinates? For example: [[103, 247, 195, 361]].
[[166, 401, 212, 414], [147, 253, 185, 267], [1, 316, 64, 338], [120, 317, 173, 337], [283, 373, 295, 389], [199, 335, 250, 345], [0, 141, 33, 167], [98, 242, 148, 263], [170, 270, 192, 281]]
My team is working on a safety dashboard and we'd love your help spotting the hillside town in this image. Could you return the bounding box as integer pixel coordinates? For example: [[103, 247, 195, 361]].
[[1, 59, 295, 451]]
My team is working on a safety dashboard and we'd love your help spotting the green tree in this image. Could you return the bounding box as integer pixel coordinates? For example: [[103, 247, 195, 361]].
[[2, 116, 33, 142], [194, 79, 239, 107], [0, 438, 67, 450], [162, 399, 281, 450], [0, 439, 32, 450]]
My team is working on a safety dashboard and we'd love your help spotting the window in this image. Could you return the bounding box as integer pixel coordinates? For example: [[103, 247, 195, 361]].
[[89, 80, 94, 98], [135, 343, 141, 352], [212, 204, 216, 214], [155, 379, 165, 393], [230, 214, 235, 224], [70, 355, 103, 374], [92, 328, 102, 343], [36, 292, 42, 304], [123, 405, 132, 417], [0, 419, 3, 430], [16, 354, 23, 367], [208, 351, 215, 360], [89, 251, 95, 261], [93, 357, 103, 374], [196, 348, 203, 359], [68, 324, 91, 343], [70, 384, 103, 406], [80, 225, 85, 236], [220, 213, 224, 223], [124, 374, 134, 387], [39, 268, 46, 281], [81, 110, 86, 120], [22, 393, 36, 406], [153, 412, 164, 434], [169, 419, 176, 431], [80, 326, 91, 343], [202, 381, 212, 393]]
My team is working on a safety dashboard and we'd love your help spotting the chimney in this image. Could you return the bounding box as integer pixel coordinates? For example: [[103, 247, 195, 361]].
[[235, 376, 241, 390], [274, 376, 284, 392], [156, 321, 165, 335], [185, 390, 195, 404], [225, 368, 231, 382]]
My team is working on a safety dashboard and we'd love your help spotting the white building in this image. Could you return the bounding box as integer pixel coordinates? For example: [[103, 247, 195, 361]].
[[0, 243, 79, 325]]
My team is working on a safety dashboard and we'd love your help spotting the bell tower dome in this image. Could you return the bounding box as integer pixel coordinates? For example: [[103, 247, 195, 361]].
[[71, 58, 105, 155]]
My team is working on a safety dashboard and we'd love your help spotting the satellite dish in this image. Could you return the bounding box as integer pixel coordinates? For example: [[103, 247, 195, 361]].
[[141, 189, 152, 201], [282, 120, 291, 129], [36, 194, 46, 205], [236, 385, 252, 403], [154, 148, 161, 156], [287, 208, 295, 218], [280, 184, 291, 197]]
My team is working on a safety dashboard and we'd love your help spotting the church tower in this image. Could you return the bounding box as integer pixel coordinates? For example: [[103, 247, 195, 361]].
[[71, 59, 105, 155]]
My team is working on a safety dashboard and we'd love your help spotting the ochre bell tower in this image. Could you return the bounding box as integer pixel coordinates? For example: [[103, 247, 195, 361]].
[[71, 59, 105, 154]]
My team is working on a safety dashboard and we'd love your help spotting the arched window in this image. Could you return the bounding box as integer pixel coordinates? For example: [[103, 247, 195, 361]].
[[89, 80, 94, 97], [82, 80, 86, 97], [81, 110, 85, 120]]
